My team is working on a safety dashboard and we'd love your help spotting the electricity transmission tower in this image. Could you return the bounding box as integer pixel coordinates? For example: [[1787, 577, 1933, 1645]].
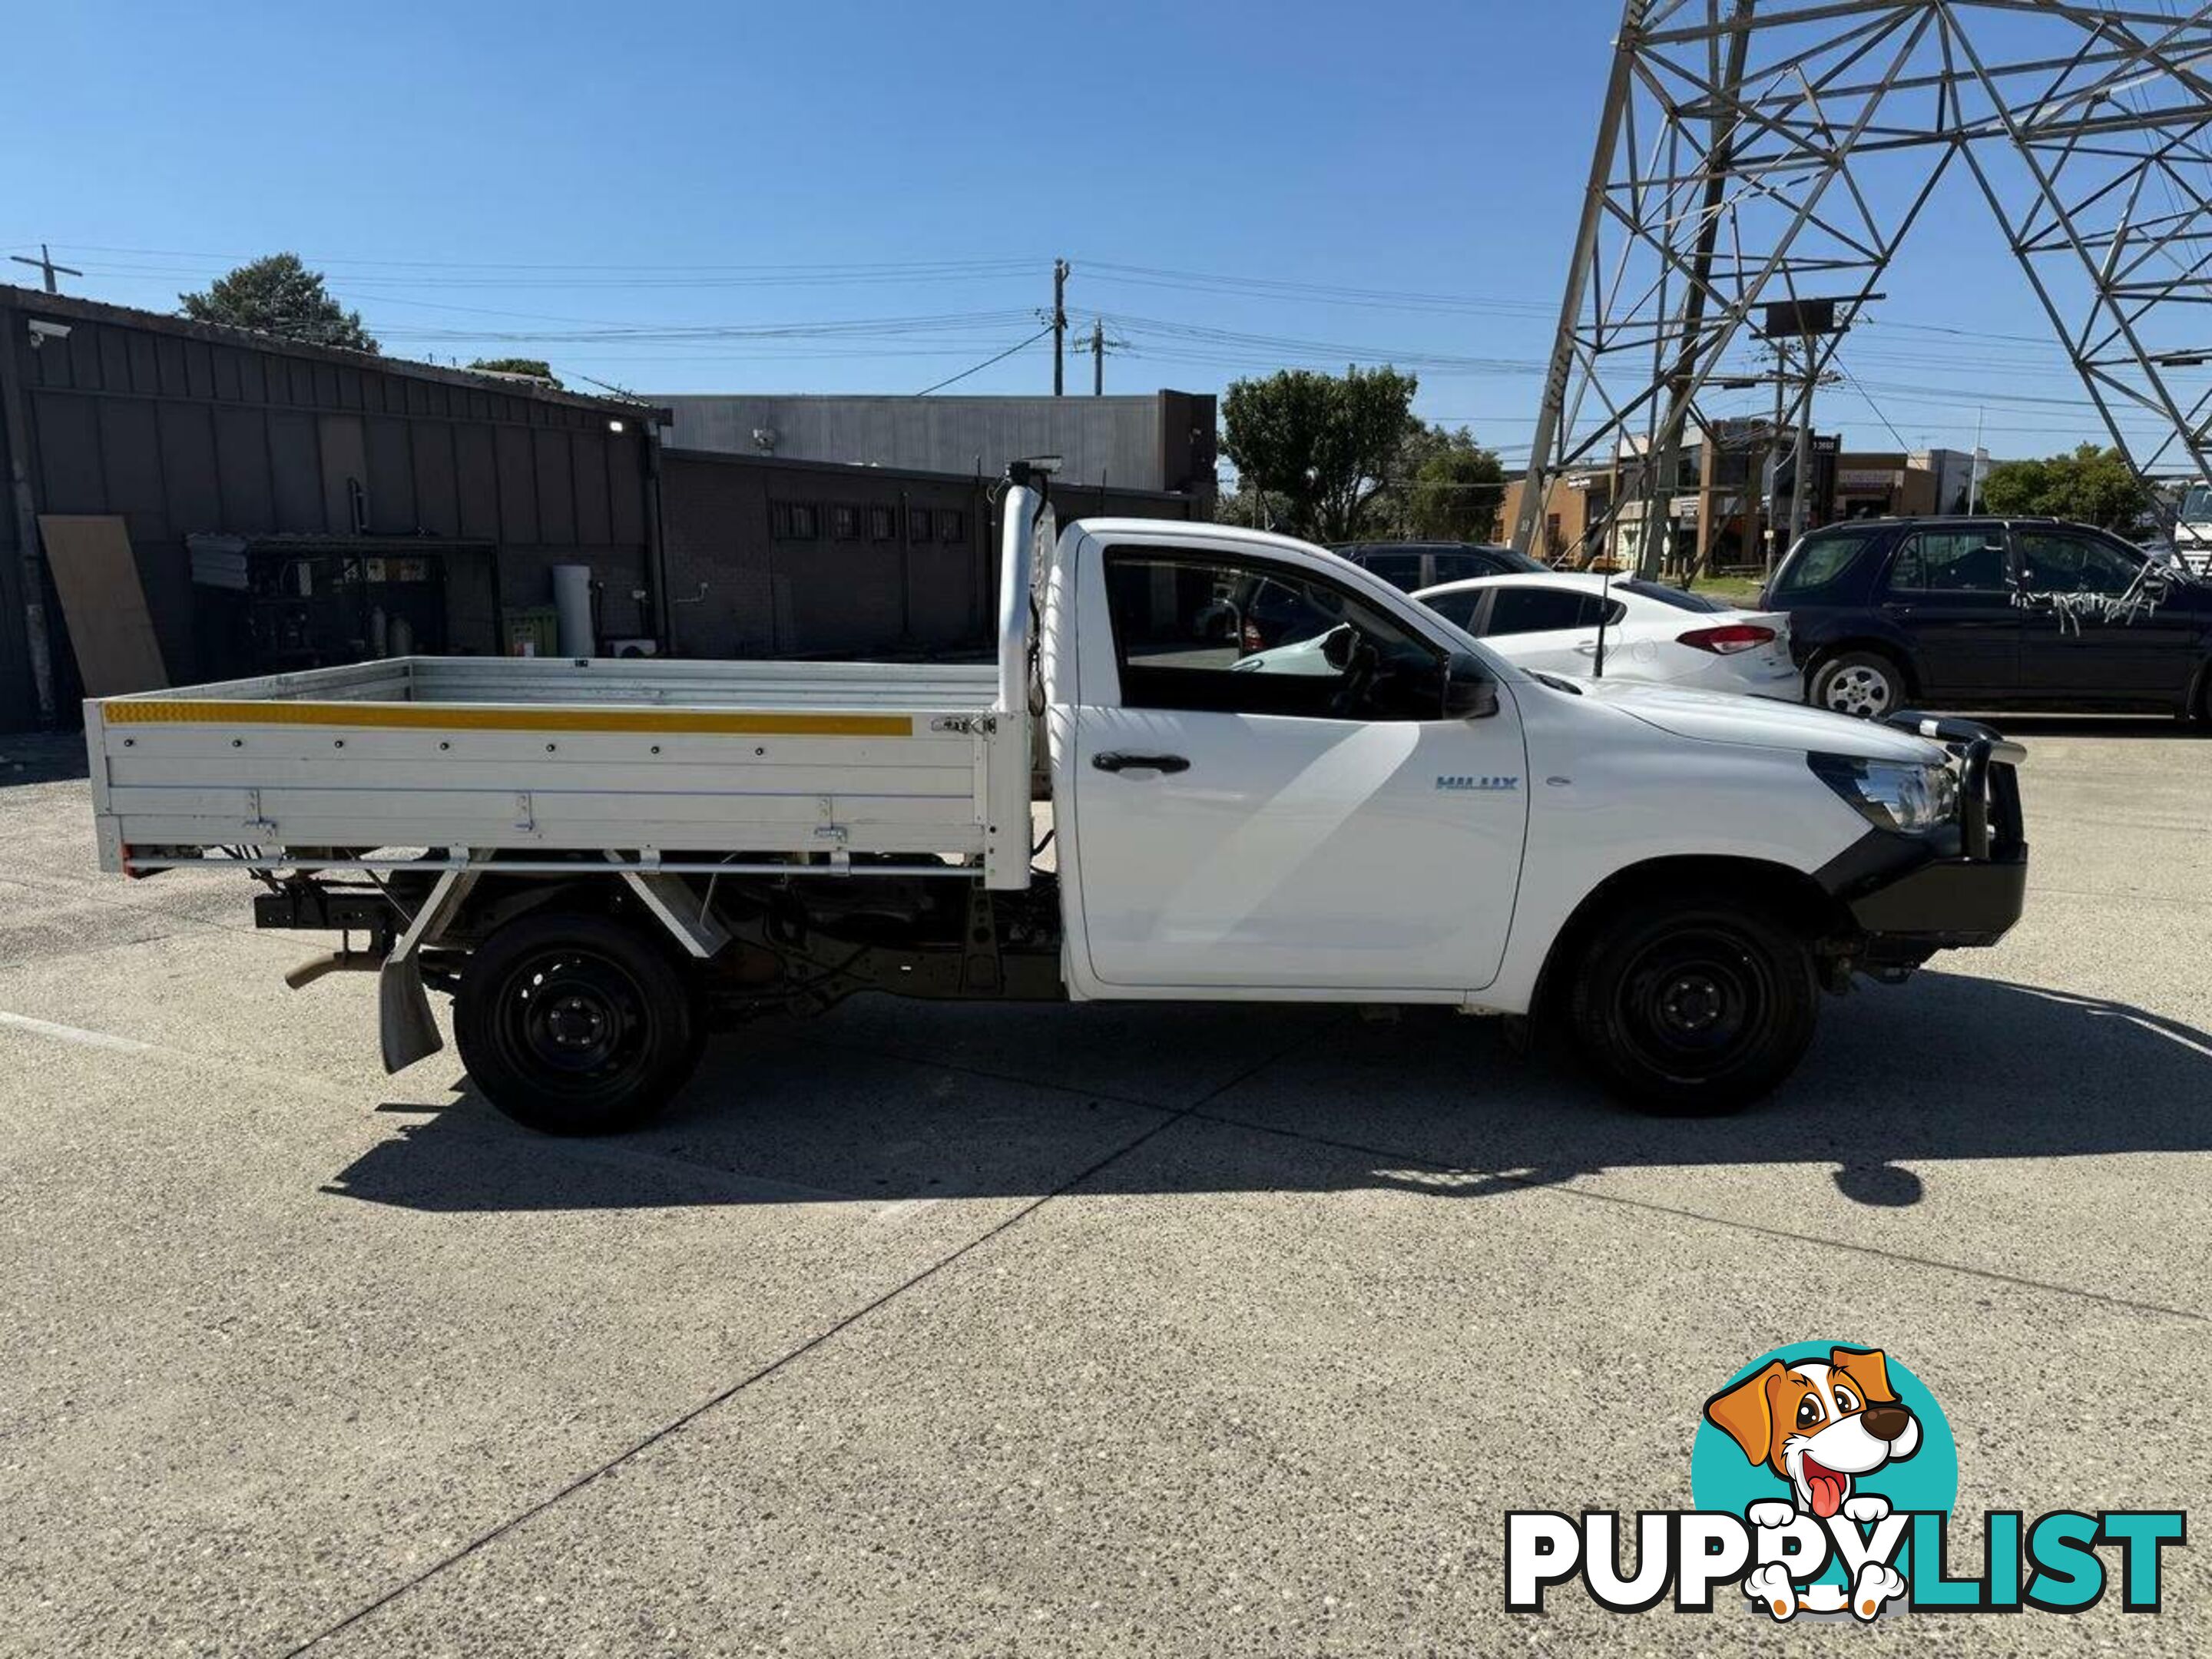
[[1514, 0, 2212, 573]]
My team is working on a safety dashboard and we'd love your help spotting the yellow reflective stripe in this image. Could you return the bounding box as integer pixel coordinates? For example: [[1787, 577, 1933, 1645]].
[[103, 700, 913, 737]]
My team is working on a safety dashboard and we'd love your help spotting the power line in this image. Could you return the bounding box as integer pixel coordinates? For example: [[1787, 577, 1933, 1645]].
[[40, 243, 1039, 276], [30, 240, 2147, 455], [1830, 351, 1911, 450], [7, 243, 81, 293], [369, 308, 1044, 346], [1105, 313, 1545, 373], [914, 326, 1054, 396], [1081, 260, 1556, 318]]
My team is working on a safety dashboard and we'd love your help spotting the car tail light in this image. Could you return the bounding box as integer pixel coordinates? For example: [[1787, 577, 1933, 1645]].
[[1677, 623, 1777, 654], [1241, 619, 1263, 654]]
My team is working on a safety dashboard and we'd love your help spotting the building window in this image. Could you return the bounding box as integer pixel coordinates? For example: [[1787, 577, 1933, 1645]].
[[770, 500, 820, 540], [909, 507, 934, 543], [830, 505, 860, 541], [939, 508, 965, 543], [868, 505, 896, 541]]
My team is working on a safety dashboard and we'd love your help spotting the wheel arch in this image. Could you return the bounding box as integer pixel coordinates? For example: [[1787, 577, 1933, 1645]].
[[1806, 636, 1919, 698], [447, 871, 703, 959], [2185, 651, 2212, 721], [1529, 854, 1850, 1023]]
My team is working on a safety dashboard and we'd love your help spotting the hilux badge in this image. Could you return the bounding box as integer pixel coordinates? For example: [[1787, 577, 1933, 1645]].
[[1436, 774, 1520, 792]]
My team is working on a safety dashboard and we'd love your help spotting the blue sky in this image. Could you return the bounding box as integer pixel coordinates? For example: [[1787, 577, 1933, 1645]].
[[0, 0, 2144, 465]]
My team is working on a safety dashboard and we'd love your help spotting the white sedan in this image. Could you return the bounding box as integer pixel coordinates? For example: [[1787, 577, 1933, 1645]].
[[1236, 572, 1800, 700], [1415, 573, 1800, 698]]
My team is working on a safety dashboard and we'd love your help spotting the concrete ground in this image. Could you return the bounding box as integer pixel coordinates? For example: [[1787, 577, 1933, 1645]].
[[0, 718, 2205, 1656]]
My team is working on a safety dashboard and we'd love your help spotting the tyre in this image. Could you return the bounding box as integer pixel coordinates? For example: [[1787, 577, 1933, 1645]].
[[1809, 649, 1904, 720], [454, 911, 703, 1135], [1568, 892, 1819, 1114]]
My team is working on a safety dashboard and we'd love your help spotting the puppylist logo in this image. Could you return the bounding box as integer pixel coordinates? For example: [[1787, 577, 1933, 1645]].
[[1507, 1342, 2186, 1622]]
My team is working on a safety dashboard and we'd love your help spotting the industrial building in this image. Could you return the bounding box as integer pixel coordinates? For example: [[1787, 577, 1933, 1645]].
[[0, 288, 1211, 730], [657, 391, 1218, 499], [0, 283, 666, 730], [657, 447, 1200, 661]]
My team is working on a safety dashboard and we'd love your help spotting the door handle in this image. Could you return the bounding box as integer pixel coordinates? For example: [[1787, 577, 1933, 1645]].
[[1092, 751, 1190, 775], [1574, 640, 1599, 654]]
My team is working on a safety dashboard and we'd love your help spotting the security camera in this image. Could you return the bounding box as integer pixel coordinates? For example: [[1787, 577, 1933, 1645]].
[[26, 319, 71, 348]]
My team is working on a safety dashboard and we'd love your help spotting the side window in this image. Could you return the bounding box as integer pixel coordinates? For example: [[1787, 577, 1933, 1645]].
[[2015, 530, 2141, 594], [1428, 552, 1495, 584], [1103, 550, 1444, 721], [1483, 586, 1607, 636], [1886, 530, 2008, 594], [1772, 525, 1884, 601], [1357, 551, 1426, 591], [1422, 588, 1483, 631]]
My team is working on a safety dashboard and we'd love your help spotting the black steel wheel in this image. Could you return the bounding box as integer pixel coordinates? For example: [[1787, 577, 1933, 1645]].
[[455, 912, 701, 1135], [1569, 893, 1818, 1114]]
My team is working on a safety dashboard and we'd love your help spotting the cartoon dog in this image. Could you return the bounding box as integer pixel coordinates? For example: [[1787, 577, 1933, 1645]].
[[1705, 1347, 1921, 1621]]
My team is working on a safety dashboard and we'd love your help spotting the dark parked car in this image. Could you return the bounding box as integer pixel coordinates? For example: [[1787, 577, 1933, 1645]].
[[1763, 516, 2212, 719], [1327, 541, 1547, 592], [1203, 541, 1548, 654]]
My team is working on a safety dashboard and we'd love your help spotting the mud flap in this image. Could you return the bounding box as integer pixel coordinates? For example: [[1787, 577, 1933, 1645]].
[[379, 954, 443, 1075], [377, 852, 478, 1075]]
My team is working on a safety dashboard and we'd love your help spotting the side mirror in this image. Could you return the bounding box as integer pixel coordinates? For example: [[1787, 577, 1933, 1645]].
[[1320, 624, 1356, 670], [1441, 651, 1499, 720]]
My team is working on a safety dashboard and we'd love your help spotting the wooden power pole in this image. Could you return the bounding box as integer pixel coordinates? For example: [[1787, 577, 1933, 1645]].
[[8, 243, 81, 295], [1051, 259, 1068, 396]]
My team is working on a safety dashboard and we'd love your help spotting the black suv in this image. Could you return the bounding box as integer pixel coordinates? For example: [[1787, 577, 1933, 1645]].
[[1763, 517, 2212, 720], [1328, 541, 1546, 592]]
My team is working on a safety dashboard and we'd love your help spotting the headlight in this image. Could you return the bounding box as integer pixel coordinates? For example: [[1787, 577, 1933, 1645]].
[[1809, 753, 1959, 833]]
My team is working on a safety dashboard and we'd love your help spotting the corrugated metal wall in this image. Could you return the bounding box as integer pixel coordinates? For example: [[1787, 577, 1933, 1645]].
[[661, 448, 1203, 660], [0, 287, 659, 728]]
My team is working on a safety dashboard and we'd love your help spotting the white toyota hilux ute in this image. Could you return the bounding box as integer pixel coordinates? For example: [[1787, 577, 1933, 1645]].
[[82, 468, 2028, 1133]]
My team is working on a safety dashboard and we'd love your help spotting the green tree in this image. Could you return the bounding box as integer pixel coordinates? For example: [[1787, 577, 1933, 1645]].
[[1361, 419, 1448, 536], [179, 253, 378, 353], [1980, 442, 2150, 531], [1210, 482, 1273, 529], [1220, 366, 1419, 541], [469, 356, 563, 388], [1406, 430, 1507, 541]]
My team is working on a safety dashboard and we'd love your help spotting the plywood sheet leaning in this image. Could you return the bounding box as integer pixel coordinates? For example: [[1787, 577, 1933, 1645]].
[[38, 514, 169, 696]]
